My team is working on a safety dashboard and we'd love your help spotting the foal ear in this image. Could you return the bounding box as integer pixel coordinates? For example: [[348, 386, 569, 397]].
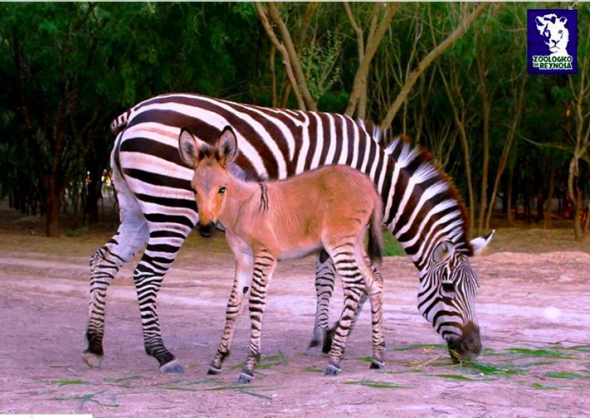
[[178, 128, 209, 167], [433, 241, 455, 264], [215, 126, 238, 167]]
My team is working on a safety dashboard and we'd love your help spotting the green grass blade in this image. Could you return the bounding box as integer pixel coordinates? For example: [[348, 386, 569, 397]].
[[344, 379, 408, 389], [51, 379, 92, 387], [544, 372, 590, 379]]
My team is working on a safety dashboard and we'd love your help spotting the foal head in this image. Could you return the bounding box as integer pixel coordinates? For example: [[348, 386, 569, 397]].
[[178, 126, 238, 237]]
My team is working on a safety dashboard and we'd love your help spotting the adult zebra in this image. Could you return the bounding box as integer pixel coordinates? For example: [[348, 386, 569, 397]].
[[84, 93, 493, 373]]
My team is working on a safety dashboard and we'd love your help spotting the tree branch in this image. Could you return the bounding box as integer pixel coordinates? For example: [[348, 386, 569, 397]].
[[381, 2, 491, 130], [345, 3, 400, 117], [267, 2, 316, 110], [255, 3, 305, 110]]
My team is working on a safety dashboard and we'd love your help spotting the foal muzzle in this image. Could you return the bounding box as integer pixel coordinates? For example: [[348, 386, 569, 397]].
[[197, 222, 216, 238]]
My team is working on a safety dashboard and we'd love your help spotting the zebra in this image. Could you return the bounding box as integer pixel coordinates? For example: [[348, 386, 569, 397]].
[[83, 93, 493, 373]]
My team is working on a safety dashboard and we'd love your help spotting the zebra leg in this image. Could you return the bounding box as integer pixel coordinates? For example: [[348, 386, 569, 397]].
[[238, 250, 277, 384], [323, 242, 365, 376], [84, 174, 149, 369], [309, 250, 336, 348], [133, 236, 187, 373], [322, 262, 381, 354], [322, 291, 368, 354], [209, 253, 254, 375]]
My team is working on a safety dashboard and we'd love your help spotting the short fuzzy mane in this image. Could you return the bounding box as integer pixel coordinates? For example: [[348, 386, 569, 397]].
[[385, 135, 473, 256]]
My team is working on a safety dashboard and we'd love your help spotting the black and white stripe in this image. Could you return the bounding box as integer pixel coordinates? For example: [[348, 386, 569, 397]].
[[84, 93, 484, 371]]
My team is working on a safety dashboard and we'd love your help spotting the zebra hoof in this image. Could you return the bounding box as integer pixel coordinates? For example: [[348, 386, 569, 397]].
[[160, 359, 184, 374], [82, 351, 103, 369], [370, 359, 385, 370], [207, 364, 222, 375], [322, 328, 335, 354], [309, 327, 326, 348], [237, 370, 254, 384], [324, 363, 341, 376]]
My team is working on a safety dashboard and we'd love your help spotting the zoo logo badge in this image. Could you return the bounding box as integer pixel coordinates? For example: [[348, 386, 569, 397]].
[[527, 9, 577, 75]]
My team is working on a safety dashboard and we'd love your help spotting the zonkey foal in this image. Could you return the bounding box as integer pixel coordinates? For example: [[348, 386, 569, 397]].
[[179, 126, 385, 383]]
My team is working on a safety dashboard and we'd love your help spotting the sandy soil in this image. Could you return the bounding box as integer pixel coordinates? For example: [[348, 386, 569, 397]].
[[0, 231, 589, 418]]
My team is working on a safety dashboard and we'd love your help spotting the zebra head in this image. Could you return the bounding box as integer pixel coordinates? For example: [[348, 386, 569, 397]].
[[418, 231, 494, 361]]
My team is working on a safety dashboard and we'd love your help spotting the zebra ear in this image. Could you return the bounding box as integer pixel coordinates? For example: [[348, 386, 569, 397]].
[[433, 241, 455, 264], [178, 128, 208, 168], [216, 126, 238, 167], [470, 230, 495, 257]]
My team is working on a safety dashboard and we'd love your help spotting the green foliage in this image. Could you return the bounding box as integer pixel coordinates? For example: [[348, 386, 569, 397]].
[[0, 2, 586, 237], [300, 31, 342, 102], [382, 231, 404, 257]]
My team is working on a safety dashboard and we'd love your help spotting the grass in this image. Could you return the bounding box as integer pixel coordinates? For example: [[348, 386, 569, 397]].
[[344, 379, 408, 389], [382, 231, 404, 256], [231, 350, 288, 371], [504, 347, 577, 359]]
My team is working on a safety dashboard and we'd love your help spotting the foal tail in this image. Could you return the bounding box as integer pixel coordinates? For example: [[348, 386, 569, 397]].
[[367, 195, 383, 266]]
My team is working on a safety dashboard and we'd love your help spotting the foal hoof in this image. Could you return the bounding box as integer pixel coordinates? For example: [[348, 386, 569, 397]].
[[160, 359, 184, 374], [237, 370, 254, 384], [207, 365, 222, 375], [325, 363, 341, 376], [82, 351, 103, 369], [370, 359, 385, 370]]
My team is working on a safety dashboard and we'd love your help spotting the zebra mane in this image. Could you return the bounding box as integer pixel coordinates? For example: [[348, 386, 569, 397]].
[[356, 119, 386, 144], [385, 135, 472, 256]]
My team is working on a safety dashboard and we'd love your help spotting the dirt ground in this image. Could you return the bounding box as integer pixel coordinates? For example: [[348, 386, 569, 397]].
[[0, 222, 589, 418]]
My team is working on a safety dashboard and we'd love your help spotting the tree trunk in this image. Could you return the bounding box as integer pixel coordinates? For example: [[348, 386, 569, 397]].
[[45, 186, 62, 237], [345, 3, 400, 118], [485, 73, 527, 230], [476, 50, 490, 235], [544, 162, 555, 229], [573, 193, 583, 241], [506, 164, 514, 227]]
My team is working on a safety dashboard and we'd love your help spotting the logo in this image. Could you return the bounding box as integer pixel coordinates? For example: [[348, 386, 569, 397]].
[[528, 9, 577, 74]]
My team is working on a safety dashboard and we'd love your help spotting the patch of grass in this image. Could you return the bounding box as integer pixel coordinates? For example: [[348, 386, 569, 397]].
[[544, 372, 590, 379], [562, 345, 590, 352], [232, 350, 288, 370], [464, 362, 528, 377], [344, 379, 408, 389], [391, 343, 446, 352], [433, 374, 495, 381], [505, 348, 576, 359], [382, 232, 404, 257], [304, 367, 324, 373], [51, 379, 91, 387], [531, 382, 573, 391]]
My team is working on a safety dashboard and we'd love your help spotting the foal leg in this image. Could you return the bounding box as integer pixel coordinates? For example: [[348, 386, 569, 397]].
[[309, 250, 336, 348], [323, 240, 366, 376], [209, 253, 254, 374], [238, 249, 277, 384], [356, 252, 385, 369]]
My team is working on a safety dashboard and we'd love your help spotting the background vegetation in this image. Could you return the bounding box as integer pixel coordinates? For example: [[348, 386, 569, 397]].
[[0, 2, 588, 240]]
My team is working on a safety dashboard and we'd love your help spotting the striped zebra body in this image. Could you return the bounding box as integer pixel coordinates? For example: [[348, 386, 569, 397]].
[[83, 93, 491, 372]]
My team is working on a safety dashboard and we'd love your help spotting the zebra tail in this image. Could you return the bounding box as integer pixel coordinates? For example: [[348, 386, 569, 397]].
[[367, 198, 383, 266]]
